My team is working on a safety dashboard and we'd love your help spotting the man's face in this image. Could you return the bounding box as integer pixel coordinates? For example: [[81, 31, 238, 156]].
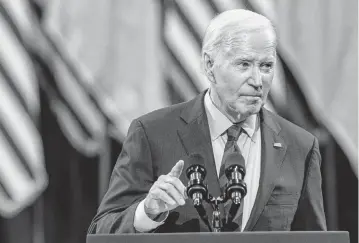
[[209, 29, 276, 121]]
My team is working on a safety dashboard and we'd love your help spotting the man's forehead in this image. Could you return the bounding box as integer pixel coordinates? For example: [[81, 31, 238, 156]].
[[219, 29, 275, 53], [228, 28, 275, 43], [224, 49, 276, 62]]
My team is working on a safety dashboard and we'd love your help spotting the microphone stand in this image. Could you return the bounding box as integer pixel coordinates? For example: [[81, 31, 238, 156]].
[[194, 184, 245, 232], [208, 196, 224, 232], [193, 191, 228, 232], [186, 161, 246, 232]]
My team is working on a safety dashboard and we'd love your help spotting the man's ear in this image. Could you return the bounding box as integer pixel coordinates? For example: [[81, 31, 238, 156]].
[[203, 53, 215, 83]]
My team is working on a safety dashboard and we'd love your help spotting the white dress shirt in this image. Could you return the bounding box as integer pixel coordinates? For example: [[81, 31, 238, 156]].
[[204, 91, 261, 231], [134, 90, 261, 232]]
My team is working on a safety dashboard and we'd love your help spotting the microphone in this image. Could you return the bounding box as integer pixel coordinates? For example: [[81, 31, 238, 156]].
[[186, 154, 208, 207], [224, 152, 247, 205]]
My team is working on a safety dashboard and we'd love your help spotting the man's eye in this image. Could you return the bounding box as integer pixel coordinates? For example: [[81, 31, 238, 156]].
[[237, 62, 250, 69], [260, 62, 274, 72]]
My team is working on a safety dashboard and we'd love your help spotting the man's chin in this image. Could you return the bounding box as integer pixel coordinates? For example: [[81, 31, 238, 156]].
[[227, 104, 261, 122], [241, 101, 262, 113], [241, 106, 261, 117]]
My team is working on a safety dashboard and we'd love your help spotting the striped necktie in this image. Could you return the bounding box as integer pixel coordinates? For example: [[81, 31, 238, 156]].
[[219, 123, 245, 231], [219, 123, 243, 180]]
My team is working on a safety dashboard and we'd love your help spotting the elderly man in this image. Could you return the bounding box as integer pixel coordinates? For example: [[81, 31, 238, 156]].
[[88, 9, 326, 233]]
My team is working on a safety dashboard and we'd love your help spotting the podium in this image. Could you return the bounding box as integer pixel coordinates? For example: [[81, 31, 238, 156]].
[[87, 231, 349, 243]]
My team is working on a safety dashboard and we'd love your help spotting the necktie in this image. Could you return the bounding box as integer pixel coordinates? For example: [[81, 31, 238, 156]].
[[219, 124, 245, 231], [219, 123, 243, 180]]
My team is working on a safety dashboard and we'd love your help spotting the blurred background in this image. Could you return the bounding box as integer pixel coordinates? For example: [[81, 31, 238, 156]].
[[0, 0, 357, 243]]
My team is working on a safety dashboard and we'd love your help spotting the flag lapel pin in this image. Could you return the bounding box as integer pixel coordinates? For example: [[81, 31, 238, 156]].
[[273, 142, 282, 148]]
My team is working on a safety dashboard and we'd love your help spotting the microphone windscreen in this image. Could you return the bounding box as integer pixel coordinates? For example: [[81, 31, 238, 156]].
[[224, 152, 245, 168], [187, 153, 205, 166]]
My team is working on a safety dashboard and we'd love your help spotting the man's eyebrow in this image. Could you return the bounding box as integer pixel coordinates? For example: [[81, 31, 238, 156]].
[[231, 55, 254, 61], [261, 57, 276, 62], [234, 55, 276, 61]]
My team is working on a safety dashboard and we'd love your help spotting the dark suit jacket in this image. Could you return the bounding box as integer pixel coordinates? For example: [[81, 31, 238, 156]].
[[88, 92, 327, 233]]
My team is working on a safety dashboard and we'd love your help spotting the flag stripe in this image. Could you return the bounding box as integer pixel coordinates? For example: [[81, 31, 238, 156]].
[[0, 126, 47, 217], [212, 0, 246, 12], [1, 0, 35, 37], [0, 71, 44, 179], [172, 0, 202, 49], [207, 0, 221, 14], [0, 14, 39, 116], [0, 60, 35, 124], [0, 119, 34, 180], [0, 3, 26, 47], [267, 57, 287, 114], [0, 128, 37, 201], [42, 30, 111, 124], [0, 177, 12, 201], [164, 42, 200, 93], [51, 56, 105, 136], [165, 56, 198, 101], [0, 8, 38, 124], [28, 0, 43, 20], [33, 55, 93, 138], [242, 0, 255, 11], [175, 0, 215, 39], [165, 8, 208, 91], [165, 77, 186, 104]]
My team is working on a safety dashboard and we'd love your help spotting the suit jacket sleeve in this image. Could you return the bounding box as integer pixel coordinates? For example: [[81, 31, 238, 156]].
[[88, 119, 155, 233], [291, 137, 327, 230]]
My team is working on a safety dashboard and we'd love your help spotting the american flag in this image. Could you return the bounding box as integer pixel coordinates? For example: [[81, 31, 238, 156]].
[[0, 0, 47, 217], [0, 0, 122, 218]]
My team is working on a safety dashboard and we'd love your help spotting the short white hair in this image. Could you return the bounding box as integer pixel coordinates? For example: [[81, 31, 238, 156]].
[[202, 9, 276, 63]]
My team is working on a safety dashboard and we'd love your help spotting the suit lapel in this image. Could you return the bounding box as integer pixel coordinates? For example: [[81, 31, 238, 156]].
[[244, 109, 287, 231], [177, 92, 224, 216]]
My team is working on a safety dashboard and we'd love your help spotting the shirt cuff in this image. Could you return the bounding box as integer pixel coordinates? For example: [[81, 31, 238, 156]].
[[134, 199, 168, 232]]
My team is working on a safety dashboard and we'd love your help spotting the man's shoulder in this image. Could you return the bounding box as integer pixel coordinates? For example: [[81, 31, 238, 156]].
[[135, 100, 190, 126], [262, 108, 317, 145]]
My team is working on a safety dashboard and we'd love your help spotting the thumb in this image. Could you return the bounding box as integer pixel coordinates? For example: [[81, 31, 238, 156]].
[[168, 160, 184, 178]]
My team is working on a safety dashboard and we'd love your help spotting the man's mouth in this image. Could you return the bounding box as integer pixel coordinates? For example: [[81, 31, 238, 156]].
[[241, 93, 263, 97]]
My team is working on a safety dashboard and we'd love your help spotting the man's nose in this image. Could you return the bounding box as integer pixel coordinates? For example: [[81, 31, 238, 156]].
[[248, 67, 262, 88]]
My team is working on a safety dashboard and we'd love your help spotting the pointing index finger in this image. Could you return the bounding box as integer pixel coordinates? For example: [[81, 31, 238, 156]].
[[168, 160, 184, 178]]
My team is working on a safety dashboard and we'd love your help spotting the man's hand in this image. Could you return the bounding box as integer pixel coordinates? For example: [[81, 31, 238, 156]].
[[144, 160, 187, 219]]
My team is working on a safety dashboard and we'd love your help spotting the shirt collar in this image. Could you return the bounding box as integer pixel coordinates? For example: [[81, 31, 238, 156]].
[[204, 90, 258, 142]]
